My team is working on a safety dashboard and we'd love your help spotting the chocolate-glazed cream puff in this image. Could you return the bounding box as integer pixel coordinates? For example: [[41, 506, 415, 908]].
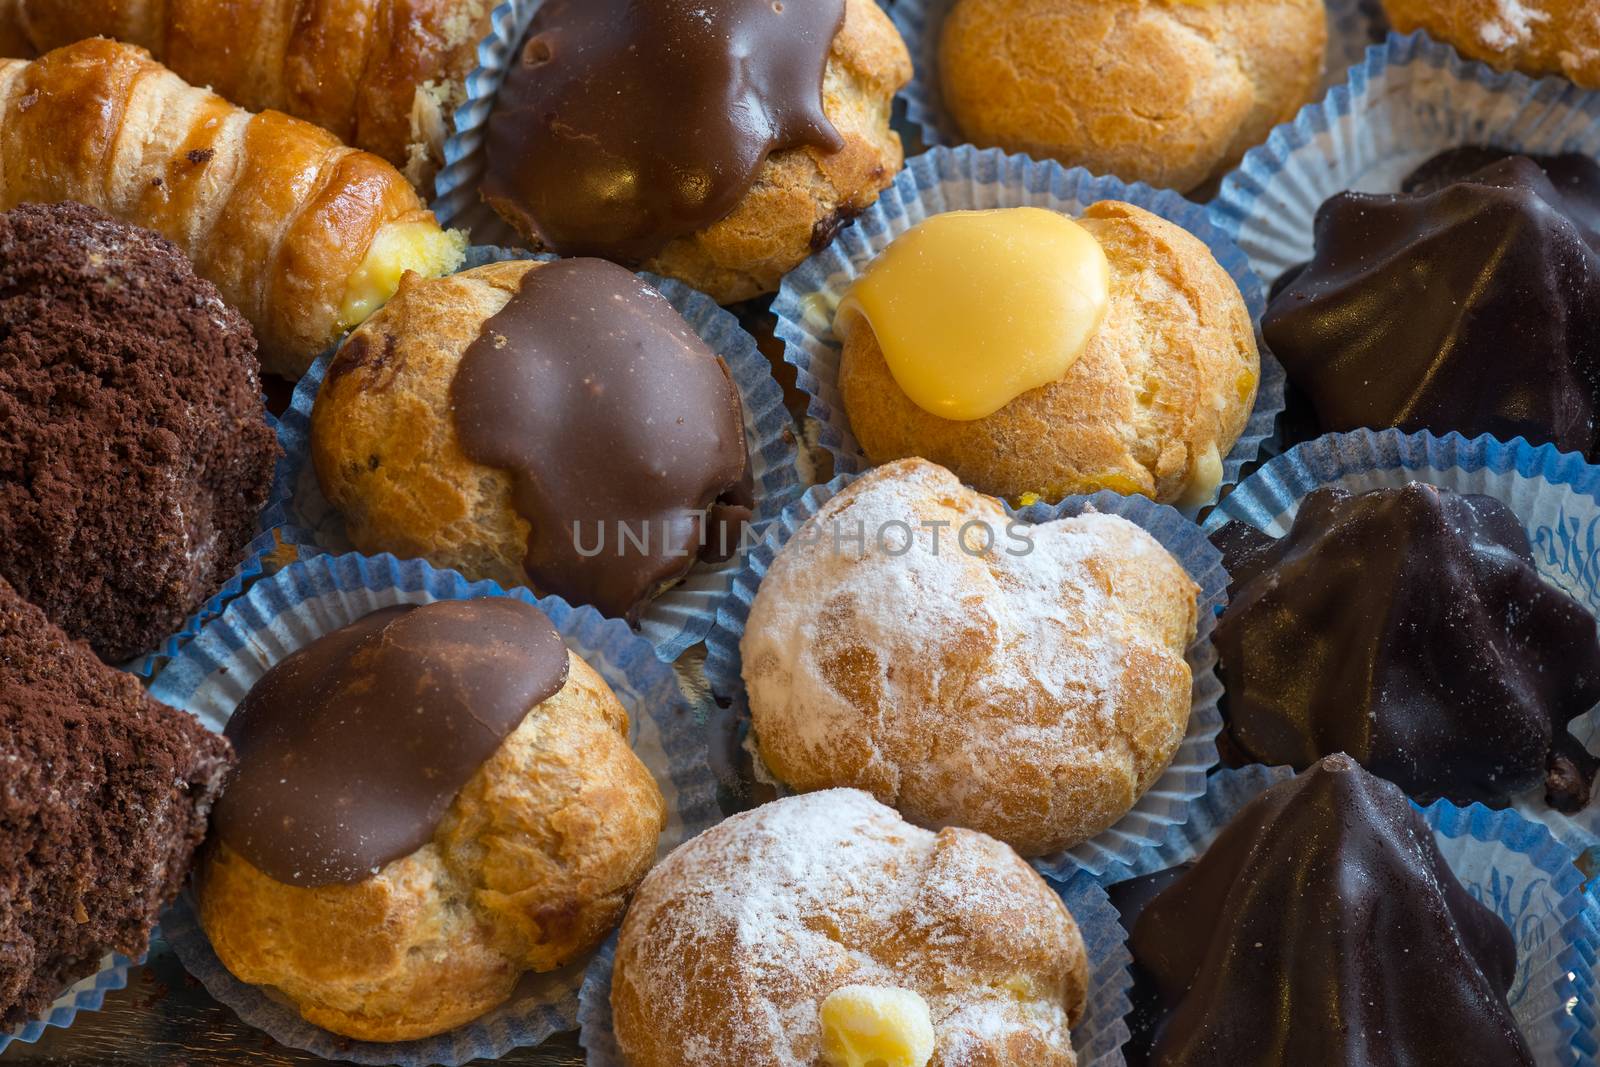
[[197, 598, 666, 1042], [311, 257, 753, 623], [482, 0, 911, 303]]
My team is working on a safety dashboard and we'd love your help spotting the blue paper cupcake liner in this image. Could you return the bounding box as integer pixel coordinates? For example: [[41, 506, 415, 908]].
[[891, 0, 1387, 176], [772, 144, 1285, 520], [575, 865, 1131, 1066], [430, 0, 540, 244], [145, 552, 723, 1066], [274, 245, 800, 663], [0, 952, 137, 1055], [1211, 30, 1600, 293], [1206, 428, 1600, 857], [1100, 765, 1600, 1065], [702, 469, 1226, 879], [124, 405, 293, 678]]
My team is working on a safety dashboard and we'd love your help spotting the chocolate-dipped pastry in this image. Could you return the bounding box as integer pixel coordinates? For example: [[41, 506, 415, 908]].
[[1213, 483, 1600, 810], [484, 0, 846, 263], [450, 257, 752, 622], [1263, 151, 1600, 453], [1122, 755, 1531, 1066], [214, 598, 569, 886]]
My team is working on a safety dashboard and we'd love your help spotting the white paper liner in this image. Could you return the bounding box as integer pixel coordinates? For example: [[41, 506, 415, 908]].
[[1212, 30, 1600, 291], [146, 552, 722, 1066], [430, 0, 540, 244], [0, 952, 136, 1054], [1101, 765, 1600, 1066], [273, 246, 801, 663], [574, 865, 1131, 1067], [1208, 427, 1600, 859], [702, 471, 1227, 879], [771, 144, 1285, 520]]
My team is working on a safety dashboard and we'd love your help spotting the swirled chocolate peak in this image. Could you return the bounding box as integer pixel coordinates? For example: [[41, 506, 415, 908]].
[[214, 598, 569, 887], [1120, 755, 1531, 1066], [1213, 483, 1600, 810], [450, 258, 752, 622], [482, 0, 846, 262], [1263, 150, 1600, 453]]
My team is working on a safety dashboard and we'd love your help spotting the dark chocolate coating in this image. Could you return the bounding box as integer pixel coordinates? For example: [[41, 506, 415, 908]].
[[483, 0, 846, 263], [214, 598, 569, 887], [1213, 483, 1600, 810], [1125, 755, 1531, 1066], [450, 258, 752, 622], [1262, 151, 1600, 454]]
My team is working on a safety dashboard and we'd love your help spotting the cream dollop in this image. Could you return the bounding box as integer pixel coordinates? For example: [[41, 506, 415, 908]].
[[820, 984, 937, 1067]]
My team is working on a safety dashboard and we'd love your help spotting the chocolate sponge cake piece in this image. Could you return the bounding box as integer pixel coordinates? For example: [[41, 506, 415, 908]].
[[0, 201, 280, 663], [0, 576, 232, 1026]]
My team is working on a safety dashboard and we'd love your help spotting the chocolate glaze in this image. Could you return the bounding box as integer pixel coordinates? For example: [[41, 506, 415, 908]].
[[214, 598, 569, 887], [482, 0, 847, 262], [1263, 151, 1600, 454], [1122, 756, 1531, 1066], [450, 258, 752, 622], [1213, 483, 1600, 810]]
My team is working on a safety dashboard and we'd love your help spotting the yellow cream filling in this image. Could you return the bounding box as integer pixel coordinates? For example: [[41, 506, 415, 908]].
[[339, 222, 468, 328], [838, 207, 1111, 421], [820, 984, 936, 1067]]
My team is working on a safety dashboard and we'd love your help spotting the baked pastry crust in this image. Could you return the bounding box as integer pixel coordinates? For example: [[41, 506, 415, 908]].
[[197, 650, 666, 1042], [839, 201, 1258, 507], [0, 0, 496, 186], [938, 0, 1325, 191], [312, 260, 531, 587], [1383, 0, 1600, 87], [612, 789, 1089, 1067], [740, 458, 1199, 857], [486, 0, 911, 304]]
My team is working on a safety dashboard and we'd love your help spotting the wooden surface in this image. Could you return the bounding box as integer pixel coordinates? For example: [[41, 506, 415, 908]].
[[0, 935, 585, 1066]]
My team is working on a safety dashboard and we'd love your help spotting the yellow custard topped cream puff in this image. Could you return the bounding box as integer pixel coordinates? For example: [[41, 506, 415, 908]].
[[838, 208, 1110, 420], [836, 203, 1258, 508]]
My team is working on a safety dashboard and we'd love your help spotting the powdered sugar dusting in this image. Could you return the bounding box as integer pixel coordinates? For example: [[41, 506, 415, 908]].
[[612, 789, 1085, 1066], [740, 459, 1199, 856], [1479, 0, 1551, 50]]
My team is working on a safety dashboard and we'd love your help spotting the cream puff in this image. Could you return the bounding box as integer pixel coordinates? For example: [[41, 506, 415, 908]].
[[612, 789, 1090, 1066], [196, 597, 665, 1042], [481, 0, 912, 303], [739, 458, 1200, 858], [937, 0, 1326, 192], [1383, 0, 1600, 88], [836, 203, 1258, 509], [311, 257, 753, 623]]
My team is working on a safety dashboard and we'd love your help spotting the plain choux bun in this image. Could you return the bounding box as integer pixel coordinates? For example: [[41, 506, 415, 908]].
[[740, 458, 1199, 858], [937, 0, 1326, 191], [311, 260, 531, 589], [838, 201, 1258, 508], [1382, 0, 1600, 87], [197, 650, 666, 1042], [611, 789, 1089, 1067]]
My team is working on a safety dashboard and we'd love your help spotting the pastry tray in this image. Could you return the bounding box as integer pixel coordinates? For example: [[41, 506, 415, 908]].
[[0, 935, 583, 1066]]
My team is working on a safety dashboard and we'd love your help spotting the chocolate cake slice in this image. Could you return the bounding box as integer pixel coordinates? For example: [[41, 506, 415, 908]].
[[0, 577, 231, 1026]]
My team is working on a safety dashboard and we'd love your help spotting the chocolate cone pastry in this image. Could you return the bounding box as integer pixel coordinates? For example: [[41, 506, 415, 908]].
[[1263, 151, 1600, 454], [1121, 755, 1531, 1066], [1213, 483, 1600, 810]]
